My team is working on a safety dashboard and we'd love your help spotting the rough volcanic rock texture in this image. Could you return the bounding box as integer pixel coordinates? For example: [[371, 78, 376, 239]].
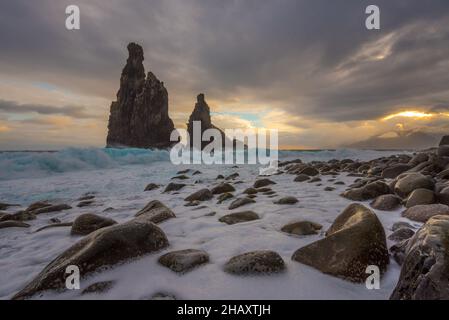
[[106, 43, 174, 148]]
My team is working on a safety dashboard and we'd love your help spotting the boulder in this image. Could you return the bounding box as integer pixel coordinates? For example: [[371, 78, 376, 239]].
[[225, 173, 239, 180], [144, 183, 159, 191], [228, 197, 256, 210], [405, 188, 435, 208], [26, 201, 51, 212], [31, 204, 72, 215], [370, 194, 402, 211], [13, 219, 169, 299], [274, 196, 298, 205], [217, 192, 234, 204], [253, 179, 276, 188], [291, 203, 389, 282], [77, 201, 94, 208], [163, 183, 186, 192], [294, 174, 310, 182], [394, 173, 434, 198], [390, 215, 449, 300], [106, 43, 175, 149], [11, 211, 36, 221], [381, 164, 412, 179], [219, 211, 260, 225], [71, 214, 117, 236], [0, 221, 30, 229], [243, 188, 258, 195], [224, 251, 285, 275], [341, 181, 391, 201], [211, 183, 235, 195], [402, 204, 449, 223], [281, 221, 322, 236], [392, 221, 414, 231], [388, 228, 415, 242], [184, 189, 213, 202], [82, 281, 115, 295], [135, 200, 176, 224], [158, 249, 209, 273], [298, 167, 319, 177]]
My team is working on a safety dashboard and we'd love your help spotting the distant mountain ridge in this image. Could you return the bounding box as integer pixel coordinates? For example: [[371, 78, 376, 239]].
[[346, 131, 442, 150]]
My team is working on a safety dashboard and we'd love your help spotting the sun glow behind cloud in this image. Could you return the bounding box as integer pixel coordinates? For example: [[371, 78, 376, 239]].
[[381, 110, 449, 121]]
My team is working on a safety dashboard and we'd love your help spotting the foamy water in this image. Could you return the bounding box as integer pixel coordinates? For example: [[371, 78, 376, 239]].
[[0, 148, 415, 300]]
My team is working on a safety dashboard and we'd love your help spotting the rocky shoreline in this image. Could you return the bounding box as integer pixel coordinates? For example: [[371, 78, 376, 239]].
[[1, 137, 449, 299]]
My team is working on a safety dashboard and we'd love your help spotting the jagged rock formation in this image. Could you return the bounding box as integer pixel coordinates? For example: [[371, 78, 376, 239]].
[[186, 94, 226, 149], [106, 43, 174, 149]]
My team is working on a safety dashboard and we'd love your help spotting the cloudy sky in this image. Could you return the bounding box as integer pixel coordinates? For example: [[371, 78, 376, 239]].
[[1, 0, 449, 150]]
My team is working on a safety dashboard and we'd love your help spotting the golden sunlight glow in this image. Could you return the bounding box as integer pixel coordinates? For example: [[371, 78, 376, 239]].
[[382, 111, 435, 121]]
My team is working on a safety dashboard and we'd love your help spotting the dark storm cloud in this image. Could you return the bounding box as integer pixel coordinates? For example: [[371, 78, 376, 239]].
[[0, 100, 95, 118], [1, 0, 449, 121]]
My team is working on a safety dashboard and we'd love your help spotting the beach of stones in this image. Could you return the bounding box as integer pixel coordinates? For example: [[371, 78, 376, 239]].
[[2, 137, 449, 300]]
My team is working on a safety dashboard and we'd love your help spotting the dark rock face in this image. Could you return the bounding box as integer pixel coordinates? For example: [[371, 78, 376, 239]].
[[187, 94, 225, 149], [224, 251, 285, 275], [439, 135, 449, 146], [106, 43, 174, 149], [13, 219, 169, 299], [391, 215, 449, 300], [291, 203, 389, 282]]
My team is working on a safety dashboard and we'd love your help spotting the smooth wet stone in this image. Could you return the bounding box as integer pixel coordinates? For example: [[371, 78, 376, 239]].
[[402, 204, 449, 223], [253, 179, 276, 188], [392, 221, 414, 231], [78, 195, 95, 201], [158, 249, 209, 273], [144, 183, 159, 191], [324, 187, 335, 192], [77, 200, 94, 208], [394, 173, 434, 198], [10, 211, 36, 221], [13, 219, 169, 300], [0, 221, 30, 229], [219, 211, 260, 225], [135, 200, 176, 224], [281, 221, 322, 236], [224, 251, 285, 275], [31, 204, 72, 215], [171, 175, 189, 180], [71, 214, 117, 236], [388, 228, 415, 242], [405, 188, 435, 208], [35, 222, 73, 233], [184, 189, 213, 202], [211, 183, 235, 195], [163, 183, 186, 192], [294, 174, 310, 182], [228, 197, 256, 210], [243, 188, 258, 195], [184, 201, 200, 207], [217, 192, 234, 204], [274, 196, 298, 205], [225, 173, 239, 180], [299, 166, 319, 177], [292, 203, 389, 282], [342, 181, 391, 201], [82, 281, 115, 295], [370, 194, 402, 211], [381, 164, 412, 179]]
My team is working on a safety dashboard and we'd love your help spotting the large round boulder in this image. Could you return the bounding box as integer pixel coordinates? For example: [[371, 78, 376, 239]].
[[184, 189, 213, 202], [390, 215, 449, 300], [394, 173, 434, 198], [71, 213, 117, 236], [370, 194, 402, 211], [402, 204, 449, 223], [341, 181, 391, 201], [381, 164, 412, 179], [12, 219, 169, 299], [405, 188, 435, 208], [291, 203, 389, 282]]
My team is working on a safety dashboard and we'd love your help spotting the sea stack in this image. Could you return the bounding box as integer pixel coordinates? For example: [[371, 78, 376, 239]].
[[187, 93, 226, 149], [106, 43, 175, 149]]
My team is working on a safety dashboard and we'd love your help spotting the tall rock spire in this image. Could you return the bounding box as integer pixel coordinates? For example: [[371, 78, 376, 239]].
[[106, 43, 175, 149]]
